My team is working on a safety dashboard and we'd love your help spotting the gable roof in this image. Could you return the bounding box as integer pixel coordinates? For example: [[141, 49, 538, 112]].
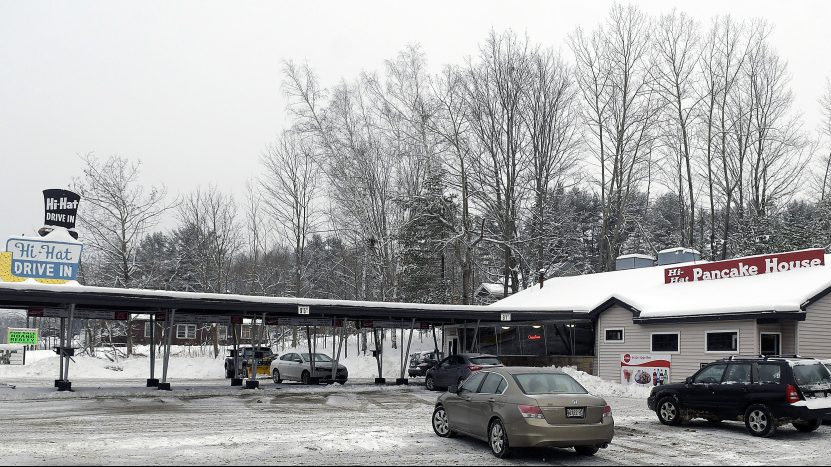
[[493, 253, 831, 322]]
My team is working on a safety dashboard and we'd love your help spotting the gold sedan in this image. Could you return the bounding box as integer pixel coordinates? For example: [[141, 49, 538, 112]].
[[431, 367, 614, 458]]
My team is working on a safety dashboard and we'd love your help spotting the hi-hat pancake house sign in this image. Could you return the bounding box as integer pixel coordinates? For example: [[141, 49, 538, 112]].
[[665, 248, 825, 284]]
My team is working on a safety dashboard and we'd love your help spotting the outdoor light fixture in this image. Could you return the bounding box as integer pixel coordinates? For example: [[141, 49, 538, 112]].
[[532, 325, 542, 329], [501, 326, 511, 330]]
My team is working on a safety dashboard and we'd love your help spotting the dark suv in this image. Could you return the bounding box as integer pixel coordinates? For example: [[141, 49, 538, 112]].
[[647, 356, 831, 437]]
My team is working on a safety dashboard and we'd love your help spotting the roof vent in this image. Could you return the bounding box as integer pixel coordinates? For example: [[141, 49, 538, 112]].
[[616, 254, 655, 271], [657, 247, 701, 266]]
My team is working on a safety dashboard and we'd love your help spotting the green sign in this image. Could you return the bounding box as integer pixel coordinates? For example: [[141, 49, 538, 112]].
[[7, 328, 38, 345]]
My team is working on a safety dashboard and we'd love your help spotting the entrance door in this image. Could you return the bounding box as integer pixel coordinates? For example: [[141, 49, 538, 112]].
[[760, 333, 781, 356]]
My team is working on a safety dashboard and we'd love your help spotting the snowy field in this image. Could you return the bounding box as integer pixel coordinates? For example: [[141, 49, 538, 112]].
[[0, 349, 829, 465]]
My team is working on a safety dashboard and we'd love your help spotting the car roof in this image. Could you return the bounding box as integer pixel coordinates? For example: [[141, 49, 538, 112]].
[[487, 366, 566, 375], [459, 353, 497, 358]]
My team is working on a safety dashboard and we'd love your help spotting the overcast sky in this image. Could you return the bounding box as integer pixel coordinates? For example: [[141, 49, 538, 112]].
[[1, 0, 830, 238]]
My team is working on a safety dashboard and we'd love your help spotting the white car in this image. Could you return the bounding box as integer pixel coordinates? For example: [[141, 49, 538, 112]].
[[270, 352, 348, 385]]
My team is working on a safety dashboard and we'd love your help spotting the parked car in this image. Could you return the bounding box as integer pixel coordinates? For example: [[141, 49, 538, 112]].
[[432, 367, 614, 458], [270, 352, 348, 385], [647, 356, 831, 437], [224, 346, 274, 378], [426, 353, 502, 391], [408, 351, 443, 378]]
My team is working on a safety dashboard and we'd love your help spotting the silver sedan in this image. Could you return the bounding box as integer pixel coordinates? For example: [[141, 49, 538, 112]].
[[270, 352, 348, 385]]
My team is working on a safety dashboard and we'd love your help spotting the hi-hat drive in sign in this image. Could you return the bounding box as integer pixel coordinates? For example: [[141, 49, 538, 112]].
[[42, 189, 81, 230], [5, 237, 83, 281], [665, 248, 825, 284], [7, 328, 38, 346]]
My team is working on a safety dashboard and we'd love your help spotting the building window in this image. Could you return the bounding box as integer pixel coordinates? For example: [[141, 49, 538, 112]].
[[144, 322, 152, 338], [217, 325, 228, 340], [651, 333, 680, 353], [604, 328, 624, 343], [706, 331, 739, 352], [241, 326, 252, 340], [176, 324, 196, 340]]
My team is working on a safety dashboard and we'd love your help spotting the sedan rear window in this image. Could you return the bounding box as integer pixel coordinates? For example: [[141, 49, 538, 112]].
[[513, 373, 587, 395], [470, 357, 501, 366], [792, 363, 831, 387]]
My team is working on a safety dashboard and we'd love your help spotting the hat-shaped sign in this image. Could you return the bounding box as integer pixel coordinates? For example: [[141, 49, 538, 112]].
[[42, 189, 81, 230]]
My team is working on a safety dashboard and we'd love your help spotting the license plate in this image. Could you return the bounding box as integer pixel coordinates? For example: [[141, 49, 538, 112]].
[[566, 408, 585, 418]]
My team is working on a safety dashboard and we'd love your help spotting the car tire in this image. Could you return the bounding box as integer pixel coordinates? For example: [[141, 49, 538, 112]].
[[225, 366, 233, 379], [488, 419, 510, 459], [301, 370, 311, 385], [745, 404, 776, 437], [272, 369, 282, 384], [426, 376, 436, 391], [793, 419, 822, 433], [575, 445, 599, 456], [656, 397, 682, 426], [337, 380, 346, 385], [432, 406, 456, 438]]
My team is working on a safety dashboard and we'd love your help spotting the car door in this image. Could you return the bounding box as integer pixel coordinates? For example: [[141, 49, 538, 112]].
[[684, 364, 727, 411], [713, 363, 752, 418], [447, 371, 488, 436], [284, 353, 300, 380], [465, 372, 506, 439], [433, 357, 454, 387], [448, 356, 468, 386]]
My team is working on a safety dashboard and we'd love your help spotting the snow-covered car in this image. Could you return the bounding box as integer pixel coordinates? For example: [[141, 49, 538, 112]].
[[270, 352, 348, 385]]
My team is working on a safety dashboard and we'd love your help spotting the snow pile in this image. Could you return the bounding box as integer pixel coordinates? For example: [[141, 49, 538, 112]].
[[0, 349, 222, 380], [560, 366, 652, 399]]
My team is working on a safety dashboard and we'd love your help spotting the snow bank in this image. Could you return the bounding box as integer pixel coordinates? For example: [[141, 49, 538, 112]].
[[560, 366, 652, 399]]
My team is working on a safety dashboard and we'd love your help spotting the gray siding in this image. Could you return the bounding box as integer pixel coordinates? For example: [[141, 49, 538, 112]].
[[800, 293, 831, 359], [596, 305, 758, 383], [758, 322, 797, 355]]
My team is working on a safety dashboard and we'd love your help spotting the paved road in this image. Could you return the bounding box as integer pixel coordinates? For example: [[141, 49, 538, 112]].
[[0, 379, 827, 465]]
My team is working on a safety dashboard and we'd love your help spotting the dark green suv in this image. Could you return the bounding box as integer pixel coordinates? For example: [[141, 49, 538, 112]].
[[647, 356, 831, 437]]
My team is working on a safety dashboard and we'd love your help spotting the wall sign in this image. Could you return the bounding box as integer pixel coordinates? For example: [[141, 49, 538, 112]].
[[5, 237, 83, 281], [0, 345, 25, 365], [620, 353, 671, 386], [7, 328, 38, 346], [665, 248, 825, 284]]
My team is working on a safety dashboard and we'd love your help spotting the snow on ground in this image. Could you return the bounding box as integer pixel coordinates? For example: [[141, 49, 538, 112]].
[[0, 378, 828, 465], [562, 366, 652, 399], [0, 333, 441, 382]]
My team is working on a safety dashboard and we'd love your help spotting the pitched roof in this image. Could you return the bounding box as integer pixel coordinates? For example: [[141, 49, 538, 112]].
[[493, 252, 831, 321]]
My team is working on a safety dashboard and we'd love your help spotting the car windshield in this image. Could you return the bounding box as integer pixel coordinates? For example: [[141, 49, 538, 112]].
[[792, 363, 831, 387], [301, 353, 332, 362], [470, 356, 501, 366], [513, 373, 588, 395]]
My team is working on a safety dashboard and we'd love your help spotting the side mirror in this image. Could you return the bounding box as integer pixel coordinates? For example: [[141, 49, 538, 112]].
[[685, 377, 693, 385], [448, 385, 459, 394]]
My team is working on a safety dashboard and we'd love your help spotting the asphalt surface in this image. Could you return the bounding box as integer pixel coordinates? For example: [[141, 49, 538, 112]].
[[0, 378, 828, 465]]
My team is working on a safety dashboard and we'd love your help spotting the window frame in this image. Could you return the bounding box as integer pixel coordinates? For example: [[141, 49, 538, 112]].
[[705, 330, 740, 354], [603, 328, 625, 344], [478, 371, 509, 395], [144, 322, 152, 338], [650, 332, 681, 354], [176, 324, 197, 340], [759, 332, 782, 356]]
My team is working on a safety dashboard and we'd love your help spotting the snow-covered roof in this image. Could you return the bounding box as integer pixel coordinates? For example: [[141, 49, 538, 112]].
[[616, 253, 655, 260], [658, 247, 700, 255], [494, 253, 831, 321], [476, 283, 505, 296]]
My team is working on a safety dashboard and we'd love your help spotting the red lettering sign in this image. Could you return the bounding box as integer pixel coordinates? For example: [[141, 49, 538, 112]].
[[665, 249, 825, 284]]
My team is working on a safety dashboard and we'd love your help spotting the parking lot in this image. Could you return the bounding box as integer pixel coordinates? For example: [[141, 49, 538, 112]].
[[0, 378, 828, 465]]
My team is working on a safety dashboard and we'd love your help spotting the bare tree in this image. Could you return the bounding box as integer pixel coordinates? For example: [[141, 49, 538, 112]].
[[817, 79, 831, 200], [260, 131, 321, 297], [464, 30, 530, 294], [74, 153, 174, 356], [651, 10, 701, 246]]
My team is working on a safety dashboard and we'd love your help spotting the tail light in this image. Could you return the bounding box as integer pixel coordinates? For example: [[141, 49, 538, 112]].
[[467, 365, 482, 372], [518, 404, 545, 419], [786, 384, 802, 404], [602, 404, 612, 418]]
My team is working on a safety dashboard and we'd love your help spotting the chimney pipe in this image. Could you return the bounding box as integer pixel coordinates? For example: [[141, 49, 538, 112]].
[[538, 269, 546, 289]]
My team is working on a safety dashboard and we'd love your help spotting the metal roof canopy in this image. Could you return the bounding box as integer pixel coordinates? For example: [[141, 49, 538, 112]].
[[0, 283, 575, 324]]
